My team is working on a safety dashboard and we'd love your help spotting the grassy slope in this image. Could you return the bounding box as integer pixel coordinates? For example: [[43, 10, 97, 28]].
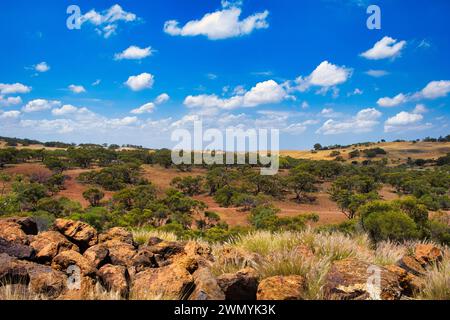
[[281, 141, 450, 163]]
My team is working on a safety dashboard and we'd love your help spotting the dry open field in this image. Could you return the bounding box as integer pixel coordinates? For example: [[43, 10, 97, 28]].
[[281, 141, 450, 163]]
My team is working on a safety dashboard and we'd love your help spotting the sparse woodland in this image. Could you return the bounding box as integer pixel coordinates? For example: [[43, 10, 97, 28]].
[[0, 136, 449, 300]]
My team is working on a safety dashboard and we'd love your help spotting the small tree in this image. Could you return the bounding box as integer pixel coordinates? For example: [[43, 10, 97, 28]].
[[43, 157, 68, 173], [288, 172, 317, 203], [83, 188, 105, 207], [171, 176, 204, 196], [359, 201, 419, 242]]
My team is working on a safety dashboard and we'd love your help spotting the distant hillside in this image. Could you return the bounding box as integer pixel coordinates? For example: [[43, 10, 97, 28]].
[[281, 141, 450, 164], [2, 136, 450, 164]]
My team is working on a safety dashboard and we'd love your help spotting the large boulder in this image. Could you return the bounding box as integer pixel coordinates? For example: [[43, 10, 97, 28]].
[[5, 217, 38, 235], [141, 240, 185, 268], [30, 231, 79, 264], [146, 240, 185, 258], [58, 276, 99, 300], [0, 253, 67, 299], [53, 219, 98, 251], [103, 240, 137, 267], [217, 268, 259, 300], [0, 220, 29, 244], [323, 259, 402, 300], [52, 251, 97, 277], [414, 244, 443, 266], [0, 237, 35, 260], [99, 228, 134, 245], [28, 267, 67, 299], [385, 265, 424, 296], [98, 264, 130, 298], [131, 247, 157, 272], [257, 275, 306, 300], [184, 242, 214, 263], [83, 244, 110, 269], [189, 267, 225, 300], [0, 253, 30, 284], [132, 264, 194, 300], [397, 256, 427, 277]]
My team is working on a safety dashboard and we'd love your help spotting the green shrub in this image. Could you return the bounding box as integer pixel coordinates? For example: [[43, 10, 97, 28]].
[[363, 209, 419, 242]]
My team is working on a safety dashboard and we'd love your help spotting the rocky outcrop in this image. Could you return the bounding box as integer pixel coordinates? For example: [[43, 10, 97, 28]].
[[0, 237, 35, 260], [217, 268, 259, 300], [132, 264, 195, 300], [385, 265, 424, 296], [98, 264, 130, 298], [52, 251, 96, 277], [99, 228, 134, 245], [0, 253, 67, 298], [0, 217, 446, 301], [131, 247, 157, 272], [53, 219, 98, 251], [30, 231, 79, 264], [323, 259, 402, 300], [414, 244, 443, 266], [386, 244, 443, 297], [397, 256, 427, 277], [5, 217, 38, 235], [257, 275, 306, 300], [0, 220, 29, 244], [83, 244, 110, 269], [103, 240, 136, 267], [189, 267, 225, 300]]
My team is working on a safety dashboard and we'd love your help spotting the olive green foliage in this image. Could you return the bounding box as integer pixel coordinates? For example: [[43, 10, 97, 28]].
[[83, 188, 105, 207], [330, 174, 381, 219], [170, 176, 204, 196], [249, 205, 319, 232], [78, 163, 144, 191], [359, 197, 450, 244]]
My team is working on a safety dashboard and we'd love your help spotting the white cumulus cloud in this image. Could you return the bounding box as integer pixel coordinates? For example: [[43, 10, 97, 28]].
[[22, 99, 61, 113], [155, 93, 170, 105], [125, 73, 154, 91], [163, 3, 269, 40], [80, 4, 138, 38], [0, 110, 21, 119], [360, 36, 406, 60], [0, 95, 22, 107], [114, 45, 154, 60], [384, 111, 430, 132], [52, 104, 89, 116], [184, 80, 287, 110], [417, 80, 450, 99], [413, 104, 428, 114], [377, 93, 407, 107], [131, 102, 155, 115], [0, 83, 31, 95], [317, 108, 382, 135], [68, 85, 86, 94], [292, 61, 352, 93], [35, 62, 50, 73]]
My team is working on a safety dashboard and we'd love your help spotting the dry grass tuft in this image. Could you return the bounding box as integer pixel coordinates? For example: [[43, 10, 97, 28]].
[[131, 229, 178, 245], [419, 248, 450, 300]]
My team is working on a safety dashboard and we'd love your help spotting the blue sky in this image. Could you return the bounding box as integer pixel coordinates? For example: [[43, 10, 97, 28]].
[[0, 0, 449, 149]]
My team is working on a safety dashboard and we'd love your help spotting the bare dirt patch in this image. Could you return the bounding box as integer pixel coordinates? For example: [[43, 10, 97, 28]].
[[57, 168, 114, 208]]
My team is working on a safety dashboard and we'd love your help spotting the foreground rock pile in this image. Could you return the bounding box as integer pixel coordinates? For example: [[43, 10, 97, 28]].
[[0, 217, 444, 300]]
